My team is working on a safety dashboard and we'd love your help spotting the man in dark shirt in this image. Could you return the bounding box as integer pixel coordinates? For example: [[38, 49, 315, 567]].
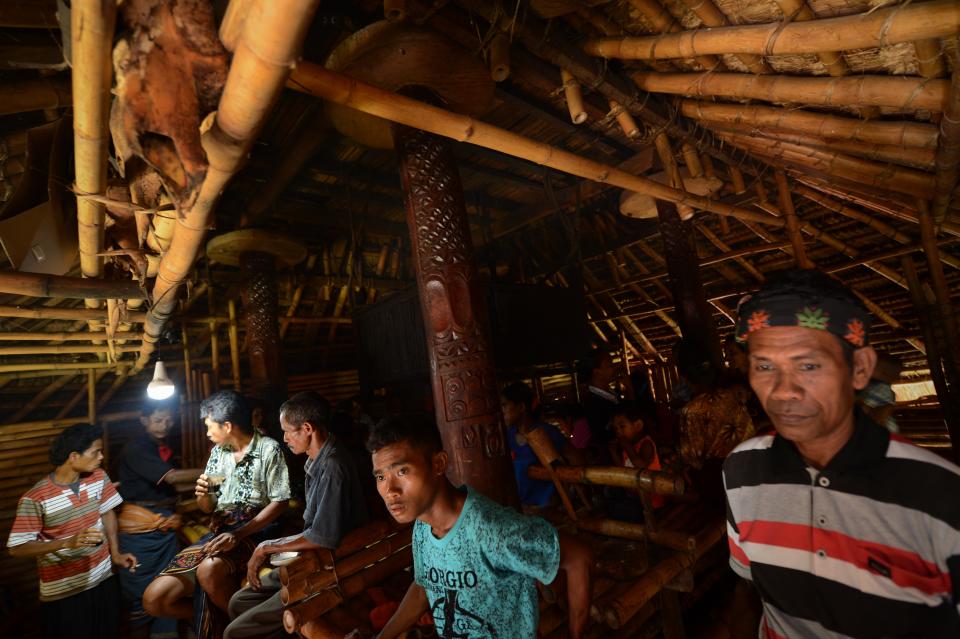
[[224, 392, 369, 639], [117, 401, 201, 639]]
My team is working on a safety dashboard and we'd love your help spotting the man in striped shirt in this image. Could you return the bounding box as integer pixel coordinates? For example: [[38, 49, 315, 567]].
[[724, 269, 960, 638], [7, 422, 137, 639]]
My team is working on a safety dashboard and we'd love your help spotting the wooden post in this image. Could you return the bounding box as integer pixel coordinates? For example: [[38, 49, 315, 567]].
[[86, 370, 96, 421], [655, 200, 724, 374], [392, 95, 516, 506], [240, 250, 287, 438], [181, 326, 193, 405], [228, 299, 242, 392]]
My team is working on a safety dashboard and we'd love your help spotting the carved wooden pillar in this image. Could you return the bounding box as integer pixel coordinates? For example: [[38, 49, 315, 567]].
[[656, 201, 724, 373], [393, 115, 516, 506], [240, 250, 286, 437]]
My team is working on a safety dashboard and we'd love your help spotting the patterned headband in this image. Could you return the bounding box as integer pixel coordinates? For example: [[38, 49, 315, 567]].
[[736, 292, 869, 347]]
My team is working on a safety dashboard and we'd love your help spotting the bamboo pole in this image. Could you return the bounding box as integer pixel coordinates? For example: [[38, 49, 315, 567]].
[[623, 0, 721, 70], [0, 272, 146, 300], [135, 0, 323, 371], [228, 299, 242, 392], [918, 203, 960, 360], [707, 122, 935, 171], [0, 331, 141, 341], [0, 344, 140, 356], [584, 1, 960, 61], [775, 171, 812, 268], [0, 76, 71, 116], [680, 100, 939, 148], [56, 370, 109, 419], [914, 38, 946, 80], [716, 132, 935, 199], [610, 100, 640, 138], [771, 0, 847, 77], [932, 48, 960, 222], [280, 255, 316, 340], [673, 0, 770, 73], [0, 361, 124, 375], [489, 32, 510, 82], [632, 71, 949, 111], [87, 370, 96, 425], [71, 0, 115, 323], [527, 464, 684, 495], [287, 61, 787, 228], [653, 133, 694, 219], [577, 517, 696, 552], [561, 69, 588, 124], [0, 305, 147, 323]]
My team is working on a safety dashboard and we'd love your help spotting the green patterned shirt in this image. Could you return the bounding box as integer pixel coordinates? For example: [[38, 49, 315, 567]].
[[203, 432, 291, 510]]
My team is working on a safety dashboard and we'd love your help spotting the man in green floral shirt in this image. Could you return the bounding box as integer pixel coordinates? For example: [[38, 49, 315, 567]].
[[143, 390, 290, 637]]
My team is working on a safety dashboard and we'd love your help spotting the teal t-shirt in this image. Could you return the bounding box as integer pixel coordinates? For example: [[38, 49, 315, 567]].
[[413, 487, 561, 638]]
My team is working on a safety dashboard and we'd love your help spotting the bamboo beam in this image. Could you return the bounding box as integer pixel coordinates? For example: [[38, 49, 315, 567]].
[[932, 49, 960, 222], [288, 62, 786, 228], [0, 76, 71, 116], [632, 72, 949, 111], [6, 374, 77, 424], [527, 464, 684, 495], [771, 0, 847, 77], [0, 331, 141, 341], [673, 0, 770, 73], [584, 1, 960, 61], [228, 299, 242, 392], [706, 123, 935, 171], [0, 361, 125, 374], [135, 0, 323, 371], [0, 272, 146, 300], [0, 305, 147, 322], [624, 0, 721, 70], [680, 100, 939, 148], [0, 344, 140, 356], [87, 370, 96, 425], [716, 132, 935, 199], [72, 0, 115, 321], [914, 38, 946, 80], [918, 204, 960, 361], [775, 171, 812, 268]]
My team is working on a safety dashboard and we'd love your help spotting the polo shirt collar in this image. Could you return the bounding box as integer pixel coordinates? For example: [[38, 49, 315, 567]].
[[305, 433, 336, 478], [769, 409, 889, 475]]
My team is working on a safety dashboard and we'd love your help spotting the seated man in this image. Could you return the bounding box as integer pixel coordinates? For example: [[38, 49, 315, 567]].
[[224, 391, 369, 639], [7, 423, 136, 639], [500, 381, 568, 510], [143, 390, 291, 639], [117, 400, 202, 639], [725, 269, 960, 637], [368, 416, 592, 639]]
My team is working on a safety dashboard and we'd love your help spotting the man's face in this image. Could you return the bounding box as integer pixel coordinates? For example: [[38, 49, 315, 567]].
[[143, 409, 175, 441], [748, 326, 873, 446], [594, 354, 616, 388], [280, 412, 311, 455], [204, 417, 230, 445], [500, 397, 524, 428], [73, 438, 105, 473], [372, 440, 445, 525]]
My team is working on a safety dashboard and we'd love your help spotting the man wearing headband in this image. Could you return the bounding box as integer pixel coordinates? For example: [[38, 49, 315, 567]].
[[723, 269, 960, 637]]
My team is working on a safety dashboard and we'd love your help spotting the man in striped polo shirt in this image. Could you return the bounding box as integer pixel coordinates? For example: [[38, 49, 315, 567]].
[[724, 269, 960, 638], [7, 422, 137, 639]]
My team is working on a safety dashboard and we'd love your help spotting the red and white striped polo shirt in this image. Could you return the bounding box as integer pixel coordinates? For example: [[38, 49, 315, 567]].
[[723, 412, 960, 638], [7, 468, 123, 601]]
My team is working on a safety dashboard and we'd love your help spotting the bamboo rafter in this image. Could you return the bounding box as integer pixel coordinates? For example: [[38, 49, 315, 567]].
[[583, 1, 960, 61]]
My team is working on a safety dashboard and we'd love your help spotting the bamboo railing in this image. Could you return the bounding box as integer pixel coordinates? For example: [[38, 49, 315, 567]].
[[583, 1, 960, 61], [0, 272, 146, 300]]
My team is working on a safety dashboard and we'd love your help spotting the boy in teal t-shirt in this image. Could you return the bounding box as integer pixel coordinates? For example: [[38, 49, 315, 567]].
[[367, 416, 592, 639]]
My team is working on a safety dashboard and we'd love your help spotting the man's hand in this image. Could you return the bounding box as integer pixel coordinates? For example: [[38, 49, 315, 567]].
[[195, 474, 212, 498], [112, 551, 139, 572], [202, 532, 237, 555], [65, 527, 104, 549], [246, 545, 270, 590]]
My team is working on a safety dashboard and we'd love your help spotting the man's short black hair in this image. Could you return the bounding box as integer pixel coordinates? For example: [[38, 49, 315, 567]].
[[50, 423, 103, 466], [501, 381, 535, 413], [142, 398, 178, 417], [280, 391, 331, 431], [199, 390, 251, 433], [611, 401, 656, 426], [366, 415, 443, 459]]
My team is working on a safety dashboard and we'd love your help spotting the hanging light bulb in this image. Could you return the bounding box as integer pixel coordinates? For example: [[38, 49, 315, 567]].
[[147, 361, 176, 400]]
